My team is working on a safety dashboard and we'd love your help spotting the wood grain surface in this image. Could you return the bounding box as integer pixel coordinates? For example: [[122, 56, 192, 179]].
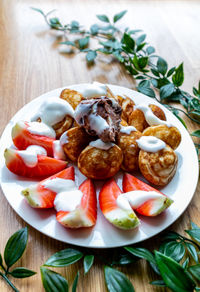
[[0, 0, 200, 291]]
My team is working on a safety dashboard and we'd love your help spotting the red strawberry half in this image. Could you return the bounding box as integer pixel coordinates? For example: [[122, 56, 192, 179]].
[[21, 166, 75, 208], [56, 179, 97, 228], [4, 147, 67, 178], [12, 121, 55, 156], [99, 179, 139, 230], [123, 173, 173, 216]]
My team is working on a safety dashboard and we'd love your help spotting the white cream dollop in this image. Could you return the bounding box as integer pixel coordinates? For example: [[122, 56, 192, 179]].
[[88, 114, 109, 136], [120, 125, 137, 135], [27, 122, 56, 138], [31, 97, 74, 126], [78, 82, 107, 98], [42, 178, 83, 212], [135, 103, 172, 127], [116, 191, 165, 215], [53, 140, 66, 160], [89, 139, 115, 150], [18, 145, 47, 167], [136, 136, 166, 152]]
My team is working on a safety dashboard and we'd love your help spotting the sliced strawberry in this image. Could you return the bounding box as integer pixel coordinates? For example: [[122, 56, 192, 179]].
[[12, 121, 55, 156], [56, 179, 97, 228], [4, 148, 67, 178], [22, 167, 75, 208], [99, 179, 139, 230], [123, 173, 173, 216]]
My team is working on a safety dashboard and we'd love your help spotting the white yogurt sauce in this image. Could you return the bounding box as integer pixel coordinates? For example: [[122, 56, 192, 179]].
[[42, 178, 83, 212], [89, 139, 114, 150], [116, 191, 165, 212], [120, 125, 137, 135], [18, 145, 47, 167], [31, 97, 74, 126], [78, 82, 107, 98], [74, 103, 92, 126], [60, 131, 69, 146], [28, 122, 56, 138], [88, 114, 109, 135], [136, 136, 166, 152], [135, 103, 172, 127], [53, 140, 66, 160]]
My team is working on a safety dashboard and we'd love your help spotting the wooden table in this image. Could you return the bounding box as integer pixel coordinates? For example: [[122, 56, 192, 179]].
[[0, 0, 200, 291]]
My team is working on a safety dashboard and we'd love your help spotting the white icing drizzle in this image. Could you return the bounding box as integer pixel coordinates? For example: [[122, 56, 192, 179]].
[[53, 140, 66, 160], [116, 191, 165, 214], [89, 139, 114, 150], [136, 136, 166, 152], [135, 103, 172, 127], [60, 131, 69, 146], [42, 178, 83, 212], [18, 145, 47, 167], [27, 122, 56, 138], [120, 125, 137, 135], [78, 82, 107, 98], [88, 114, 109, 135], [31, 97, 74, 126]]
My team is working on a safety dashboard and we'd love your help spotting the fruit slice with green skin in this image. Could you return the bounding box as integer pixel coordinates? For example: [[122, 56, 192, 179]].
[[56, 179, 97, 228], [4, 148, 67, 178], [123, 173, 173, 216], [99, 179, 139, 230], [12, 121, 55, 156], [22, 166, 75, 208]]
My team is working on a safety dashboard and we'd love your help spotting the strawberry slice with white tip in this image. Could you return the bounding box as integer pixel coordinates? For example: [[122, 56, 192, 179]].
[[99, 179, 139, 230], [56, 179, 97, 228], [12, 121, 55, 156], [123, 173, 173, 216], [21, 166, 74, 208], [4, 147, 67, 178]]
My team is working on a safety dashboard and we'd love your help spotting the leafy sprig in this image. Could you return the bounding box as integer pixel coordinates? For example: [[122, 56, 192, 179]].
[[39, 222, 200, 292], [0, 227, 36, 291]]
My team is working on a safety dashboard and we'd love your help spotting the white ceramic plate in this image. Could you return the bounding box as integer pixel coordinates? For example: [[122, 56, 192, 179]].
[[0, 84, 199, 248]]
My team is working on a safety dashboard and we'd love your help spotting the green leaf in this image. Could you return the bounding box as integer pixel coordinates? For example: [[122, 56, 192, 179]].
[[182, 258, 189, 269], [104, 266, 135, 292], [90, 24, 99, 35], [84, 255, 94, 274], [191, 222, 200, 229], [157, 57, 168, 76], [146, 46, 155, 55], [185, 229, 200, 243], [60, 41, 76, 47], [78, 36, 90, 49], [188, 264, 200, 281], [44, 248, 83, 267], [122, 33, 135, 50], [113, 10, 127, 23], [172, 63, 184, 87], [0, 254, 2, 266], [151, 68, 160, 77], [10, 267, 36, 278], [86, 50, 97, 63], [185, 242, 199, 263], [124, 247, 159, 274], [136, 34, 146, 46], [160, 83, 175, 99], [155, 251, 196, 292], [30, 7, 45, 16], [137, 86, 156, 98], [96, 14, 110, 23], [138, 57, 148, 69], [4, 227, 28, 268], [71, 20, 79, 29], [162, 231, 182, 241], [40, 267, 68, 292], [138, 80, 150, 88], [191, 130, 200, 138], [110, 252, 137, 266], [167, 67, 176, 77], [49, 17, 61, 28], [72, 271, 79, 292], [159, 241, 185, 262], [150, 280, 166, 287]]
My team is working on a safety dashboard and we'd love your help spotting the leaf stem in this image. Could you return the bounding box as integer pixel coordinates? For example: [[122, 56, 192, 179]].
[[0, 272, 19, 292]]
